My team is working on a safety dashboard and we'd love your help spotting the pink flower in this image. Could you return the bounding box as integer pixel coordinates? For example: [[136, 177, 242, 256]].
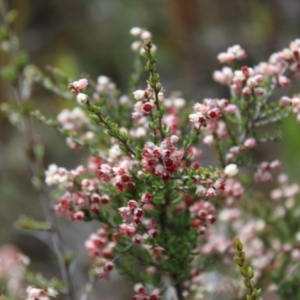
[[141, 138, 182, 180], [68, 78, 88, 93], [244, 138, 256, 148]]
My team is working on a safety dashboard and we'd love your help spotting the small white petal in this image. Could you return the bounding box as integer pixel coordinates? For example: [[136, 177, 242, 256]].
[[224, 164, 239, 177]]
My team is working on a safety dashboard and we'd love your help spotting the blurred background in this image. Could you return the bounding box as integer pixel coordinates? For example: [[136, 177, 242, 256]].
[[1, 0, 300, 299]]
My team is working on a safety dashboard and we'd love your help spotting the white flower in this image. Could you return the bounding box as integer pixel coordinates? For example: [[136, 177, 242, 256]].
[[76, 93, 88, 104], [188, 113, 199, 123], [170, 135, 178, 143], [109, 145, 121, 159], [130, 27, 142, 36], [224, 164, 239, 177], [196, 185, 206, 195], [133, 90, 145, 100], [131, 41, 142, 52]]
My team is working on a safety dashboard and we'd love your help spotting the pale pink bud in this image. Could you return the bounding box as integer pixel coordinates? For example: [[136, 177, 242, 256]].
[[278, 75, 291, 88], [292, 97, 300, 107], [72, 78, 88, 90], [244, 138, 256, 148], [205, 188, 216, 198], [131, 41, 142, 51], [254, 74, 264, 84], [76, 78, 88, 89], [282, 244, 292, 252], [242, 86, 252, 97], [224, 104, 236, 114], [270, 160, 281, 170], [146, 266, 157, 275], [217, 52, 229, 63], [280, 96, 291, 107], [203, 135, 214, 146], [141, 30, 152, 40], [213, 70, 226, 84], [230, 84, 240, 93], [254, 87, 265, 96], [281, 48, 293, 60], [270, 189, 282, 200], [230, 146, 240, 155], [278, 173, 288, 184], [218, 99, 228, 108]]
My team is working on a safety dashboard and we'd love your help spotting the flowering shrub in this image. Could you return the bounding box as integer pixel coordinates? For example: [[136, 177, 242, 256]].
[[2, 4, 300, 300]]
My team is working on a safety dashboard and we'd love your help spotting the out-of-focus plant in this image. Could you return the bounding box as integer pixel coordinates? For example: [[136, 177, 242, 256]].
[[1, 2, 300, 300]]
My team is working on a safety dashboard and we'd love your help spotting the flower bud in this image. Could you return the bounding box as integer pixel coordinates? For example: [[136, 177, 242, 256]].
[[104, 261, 114, 271], [77, 93, 88, 104], [133, 90, 145, 100], [224, 164, 239, 177], [130, 27, 142, 36], [170, 135, 178, 143]]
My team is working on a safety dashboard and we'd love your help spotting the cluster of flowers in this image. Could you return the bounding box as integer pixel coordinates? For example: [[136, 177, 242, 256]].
[[190, 200, 216, 234], [214, 64, 265, 97], [192, 170, 300, 296], [119, 195, 158, 243], [281, 94, 300, 122], [214, 39, 300, 100], [189, 100, 223, 128], [93, 75, 117, 100], [45, 163, 110, 221], [133, 87, 158, 117], [57, 107, 92, 150], [217, 45, 247, 64], [97, 159, 137, 192], [130, 27, 155, 53], [253, 159, 281, 182], [131, 89, 185, 139], [255, 39, 300, 81], [225, 138, 256, 161], [85, 226, 116, 280], [270, 173, 300, 202], [141, 137, 182, 181], [68, 78, 89, 105]]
